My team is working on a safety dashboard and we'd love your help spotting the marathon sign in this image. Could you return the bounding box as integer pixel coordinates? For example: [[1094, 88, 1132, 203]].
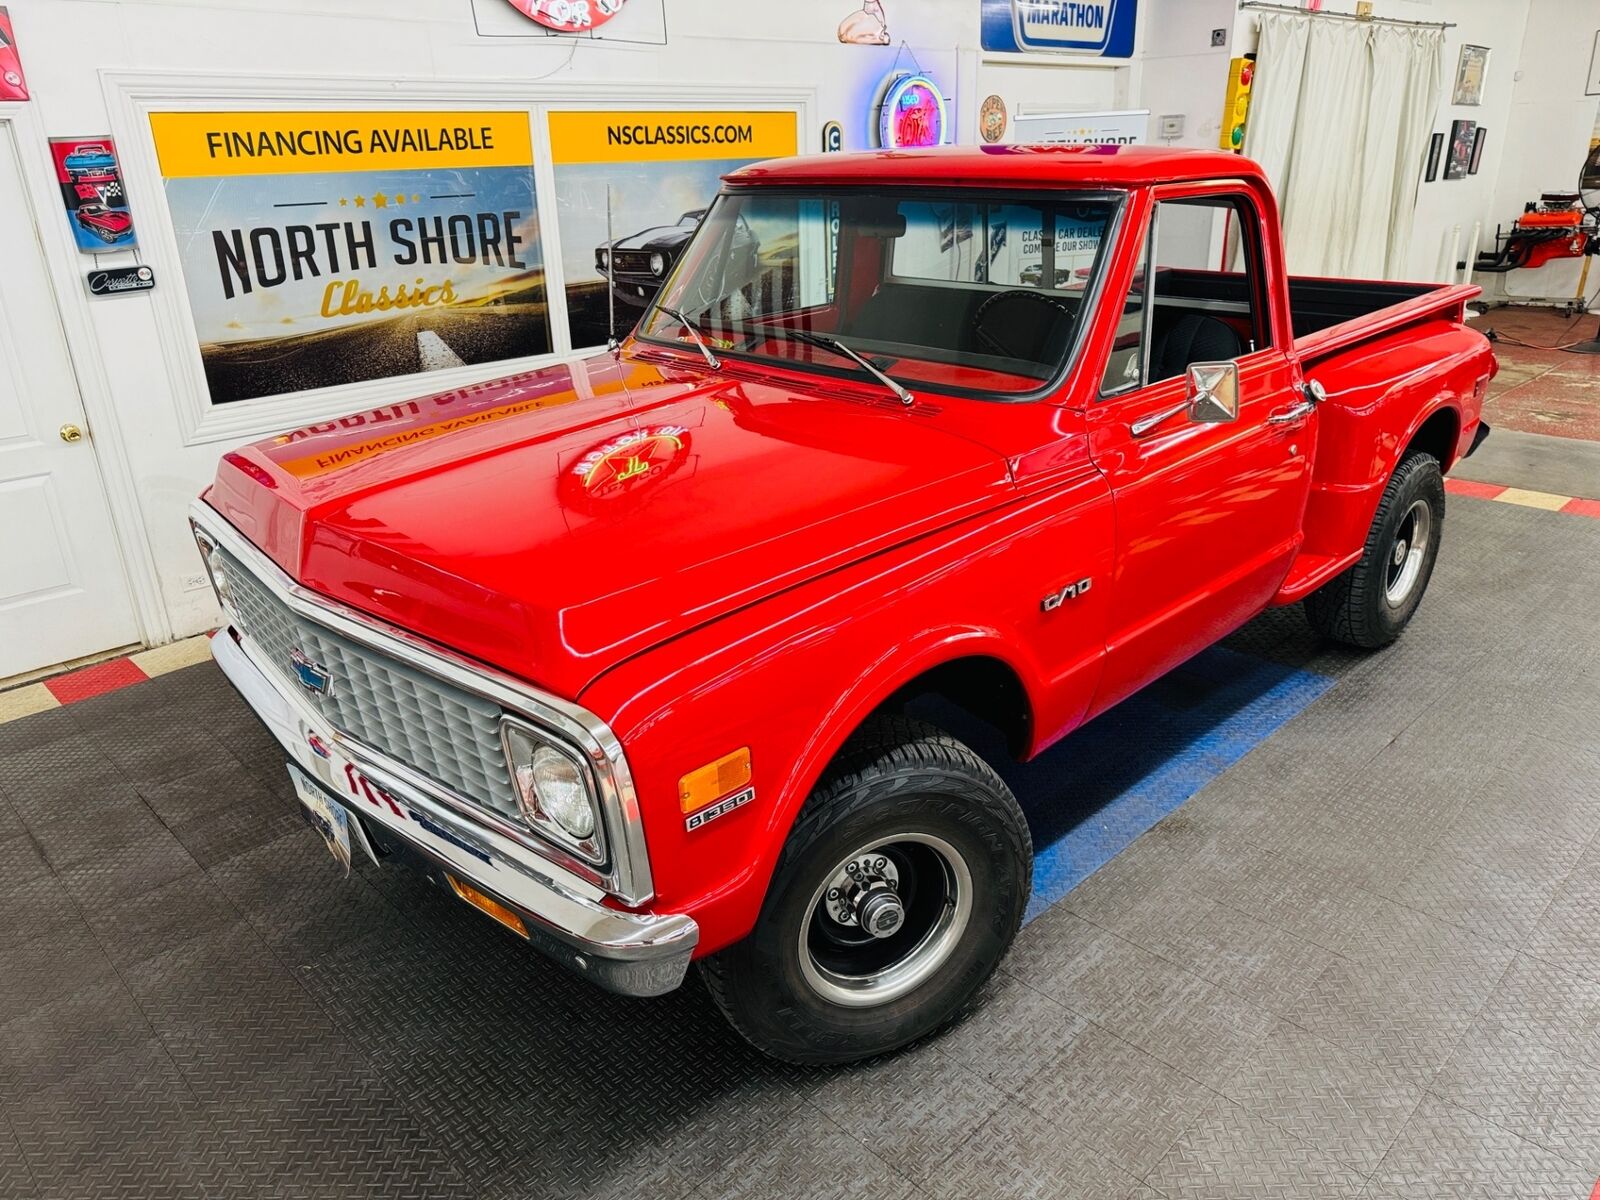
[[980, 0, 1138, 57], [149, 111, 551, 405]]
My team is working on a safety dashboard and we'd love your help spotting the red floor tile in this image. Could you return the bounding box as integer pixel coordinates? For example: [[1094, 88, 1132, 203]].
[[1444, 478, 1507, 500], [1560, 496, 1600, 518], [42, 657, 149, 704]]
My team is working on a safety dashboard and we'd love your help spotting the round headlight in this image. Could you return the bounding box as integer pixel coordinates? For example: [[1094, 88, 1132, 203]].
[[196, 535, 236, 613], [521, 745, 596, 840], [597, 248, 609, 269], [649, 252, 666, 276], [210, 555, 236, 609]]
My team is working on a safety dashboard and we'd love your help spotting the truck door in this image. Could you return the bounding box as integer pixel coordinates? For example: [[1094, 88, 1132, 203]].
[[1085, 186, 1312, 715]]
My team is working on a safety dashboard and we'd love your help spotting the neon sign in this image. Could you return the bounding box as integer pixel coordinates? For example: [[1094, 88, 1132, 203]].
[[876, 72, 947, 149], [506, 0, 627, 33]]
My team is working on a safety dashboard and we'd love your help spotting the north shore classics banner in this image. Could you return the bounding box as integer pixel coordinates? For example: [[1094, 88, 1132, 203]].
[[150, 111, 550, 404]]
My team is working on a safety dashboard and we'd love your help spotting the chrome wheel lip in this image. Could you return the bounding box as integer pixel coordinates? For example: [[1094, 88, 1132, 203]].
[[798, 832, 973, 1009], [1384, 498, 1432, 606]]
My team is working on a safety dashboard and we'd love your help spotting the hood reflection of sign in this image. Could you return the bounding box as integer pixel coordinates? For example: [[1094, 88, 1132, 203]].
[[574, 425, 688, 498], [560, 424, 690, 512]]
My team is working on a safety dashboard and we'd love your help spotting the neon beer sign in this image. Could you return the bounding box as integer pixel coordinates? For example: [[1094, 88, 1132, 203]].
[[877, 72, 947, 149]]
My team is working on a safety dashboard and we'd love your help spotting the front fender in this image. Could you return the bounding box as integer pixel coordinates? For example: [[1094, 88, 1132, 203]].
[[579, 482, 1114, 955]]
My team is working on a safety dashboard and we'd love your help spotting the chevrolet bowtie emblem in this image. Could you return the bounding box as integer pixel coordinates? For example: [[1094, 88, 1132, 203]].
[[288, 647, 333, 696]]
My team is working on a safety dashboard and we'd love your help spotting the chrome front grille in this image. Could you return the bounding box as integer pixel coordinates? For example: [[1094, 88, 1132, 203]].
[[220, 547, 516, 817], [614, 250, 653, 274]]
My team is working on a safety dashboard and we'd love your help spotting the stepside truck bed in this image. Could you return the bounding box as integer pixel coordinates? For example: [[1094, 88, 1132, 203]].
[[1158, 270, 1480, 364], [1288, 277, 1483, 365]]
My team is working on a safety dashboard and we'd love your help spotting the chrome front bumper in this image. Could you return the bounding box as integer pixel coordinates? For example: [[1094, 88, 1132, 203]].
[[211, 627, 698, 998]]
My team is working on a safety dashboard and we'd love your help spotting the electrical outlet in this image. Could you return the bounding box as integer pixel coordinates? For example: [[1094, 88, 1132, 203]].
[[180, 572, 210, 593], [1211, 27, 1227, 47], [1159, 114, 1186, 139]]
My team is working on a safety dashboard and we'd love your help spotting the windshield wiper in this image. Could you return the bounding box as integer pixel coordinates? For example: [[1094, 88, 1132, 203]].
[[658, 306, 721, 370], [770, 328, 915, 408]]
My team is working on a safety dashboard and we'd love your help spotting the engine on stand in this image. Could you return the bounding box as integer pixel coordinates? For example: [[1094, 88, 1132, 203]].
[[1474, 192, 1598, 305]]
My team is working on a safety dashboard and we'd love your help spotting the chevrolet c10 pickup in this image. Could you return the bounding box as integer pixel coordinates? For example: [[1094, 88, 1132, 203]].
[[194, 145, 1493, 1064]]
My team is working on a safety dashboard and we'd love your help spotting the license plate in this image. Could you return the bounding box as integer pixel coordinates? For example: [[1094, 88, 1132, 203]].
[[290, 762, 353, 875]]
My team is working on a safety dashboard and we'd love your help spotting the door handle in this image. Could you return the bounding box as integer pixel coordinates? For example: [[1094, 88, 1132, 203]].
[[1266, 401, 1315, 425], [59, 423, 84, 443], [1268, 378, 1325, 425]]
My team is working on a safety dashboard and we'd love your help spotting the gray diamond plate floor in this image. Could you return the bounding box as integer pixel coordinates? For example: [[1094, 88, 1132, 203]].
[[2, 494, 1598, 1200]]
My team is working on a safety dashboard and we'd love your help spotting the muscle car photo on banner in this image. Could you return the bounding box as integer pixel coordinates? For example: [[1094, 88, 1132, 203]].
[[549, 109, 798, 348], [150, 111, 550, 405]]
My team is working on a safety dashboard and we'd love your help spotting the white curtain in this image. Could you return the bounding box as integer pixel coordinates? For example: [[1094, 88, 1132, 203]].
[[1246, 12, 1444, 279]]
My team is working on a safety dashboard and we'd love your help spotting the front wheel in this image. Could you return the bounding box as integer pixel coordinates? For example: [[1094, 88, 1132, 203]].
[[1305, 451, 1446, 648], [701, 715, 1031, 1065]]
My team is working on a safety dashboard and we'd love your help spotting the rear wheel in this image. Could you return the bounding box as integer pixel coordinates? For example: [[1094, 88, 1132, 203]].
[[1305, 451, 1445, 648], [701, 715, 1031, 1065]]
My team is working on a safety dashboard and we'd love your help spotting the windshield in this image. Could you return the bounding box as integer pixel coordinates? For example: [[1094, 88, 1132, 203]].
[[638, 188, 1121, 398]]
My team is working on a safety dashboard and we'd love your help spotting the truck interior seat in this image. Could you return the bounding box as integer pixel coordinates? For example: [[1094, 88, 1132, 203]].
[[853, 282, 1079, 369], [853, 282, 977, 348], [1150, 312, 1243, 383]]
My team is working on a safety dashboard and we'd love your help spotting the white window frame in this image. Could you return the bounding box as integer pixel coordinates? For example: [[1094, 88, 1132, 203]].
[[102, 70, 813, 447]]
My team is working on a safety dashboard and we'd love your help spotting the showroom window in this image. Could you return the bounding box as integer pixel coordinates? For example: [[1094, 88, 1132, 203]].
[[110, 78, 806, 446]]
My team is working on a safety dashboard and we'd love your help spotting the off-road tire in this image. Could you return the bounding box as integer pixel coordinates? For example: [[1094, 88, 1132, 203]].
[[1305, 451, 1445, 648], [700, 714, 1032, 1066]]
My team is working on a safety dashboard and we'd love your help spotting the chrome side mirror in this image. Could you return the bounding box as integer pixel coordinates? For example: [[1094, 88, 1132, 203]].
[[1186, 360, 1239, 425]]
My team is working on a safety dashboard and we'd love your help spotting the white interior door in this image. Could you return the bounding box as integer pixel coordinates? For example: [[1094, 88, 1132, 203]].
[[0, 122, 139, 679]]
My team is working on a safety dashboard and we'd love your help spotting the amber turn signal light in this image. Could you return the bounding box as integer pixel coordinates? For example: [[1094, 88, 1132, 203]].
[[446, 874, 527, 938], [679, 748, 752, 814]]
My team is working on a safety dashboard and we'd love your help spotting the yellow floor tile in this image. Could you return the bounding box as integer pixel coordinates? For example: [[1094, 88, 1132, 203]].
[[130, 634, 215, 678], [1495, 487, 1571, 512], [0, 683, 62, 723]]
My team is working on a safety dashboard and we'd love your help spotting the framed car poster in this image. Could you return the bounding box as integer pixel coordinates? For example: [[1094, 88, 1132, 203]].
[[1444, 119, 1475, 181], [1451, 44, 1488, 106], [0, 6, 29, 101], [149, 110, 550, 404], [50, 137, 136, 252], [548, 109, 798, 348], [1468, 127, 1487, 175]]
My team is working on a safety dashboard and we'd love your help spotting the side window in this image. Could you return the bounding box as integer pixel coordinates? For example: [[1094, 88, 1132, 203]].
[[1100, 222, 1148, 393], [1147, 196, 1266, 383], [1101, 195, 1267, 395]]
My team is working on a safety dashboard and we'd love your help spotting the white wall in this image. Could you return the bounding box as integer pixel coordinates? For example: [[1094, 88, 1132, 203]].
[[1487, 0, 1600, 303], [1139, 0, 1240, 148], [0, 0, 1140, 646]]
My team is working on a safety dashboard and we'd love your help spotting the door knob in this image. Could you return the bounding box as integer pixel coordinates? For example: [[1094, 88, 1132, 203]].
[[59, 423, 83, 443]]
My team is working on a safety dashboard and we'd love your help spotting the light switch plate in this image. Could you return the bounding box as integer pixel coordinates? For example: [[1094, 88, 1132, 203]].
[[1159, 114, 1185, 138]]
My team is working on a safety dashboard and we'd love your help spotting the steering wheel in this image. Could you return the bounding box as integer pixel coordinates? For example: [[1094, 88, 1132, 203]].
[[970, 289, 1072, 359]]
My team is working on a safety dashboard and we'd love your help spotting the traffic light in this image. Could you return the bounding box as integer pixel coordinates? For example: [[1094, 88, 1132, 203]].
[[1219, 56, 1254, 153]]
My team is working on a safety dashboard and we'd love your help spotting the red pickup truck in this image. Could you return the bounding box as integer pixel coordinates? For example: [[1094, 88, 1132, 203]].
[[193, 146, 1492, 1065]]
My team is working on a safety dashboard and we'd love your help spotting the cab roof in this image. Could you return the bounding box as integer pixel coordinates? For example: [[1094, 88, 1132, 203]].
[[726, 144, 1268, 190]]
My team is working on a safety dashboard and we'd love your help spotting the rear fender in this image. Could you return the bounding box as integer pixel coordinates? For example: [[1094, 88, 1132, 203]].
[[1277, 321, 1491, 602]]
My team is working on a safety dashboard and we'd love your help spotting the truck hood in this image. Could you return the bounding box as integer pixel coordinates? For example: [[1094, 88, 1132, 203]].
[[206, 350, 1014, 698]]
